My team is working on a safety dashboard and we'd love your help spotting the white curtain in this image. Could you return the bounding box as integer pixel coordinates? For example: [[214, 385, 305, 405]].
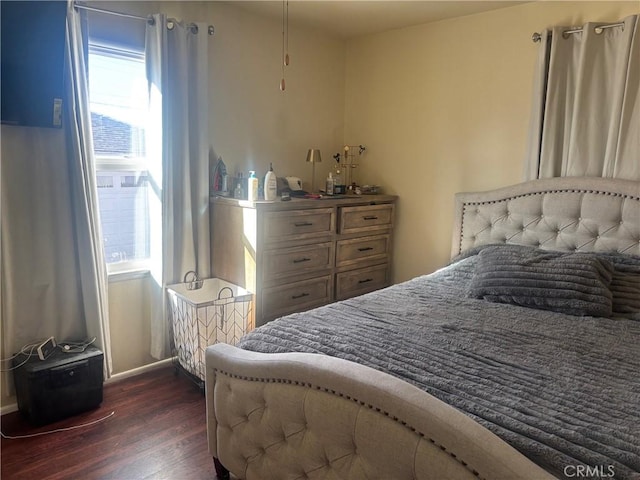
[[524, 15, 639, 180], [64, 3, 113, 376], [0, 2, 112, 378], [145, 15, 211, 359], [1, 128, 85, 363]]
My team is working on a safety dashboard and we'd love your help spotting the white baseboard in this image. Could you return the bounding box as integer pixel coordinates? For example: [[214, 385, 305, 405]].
[[105, 357, 174, 385], [1, 358, 175, 416], [1, 403, 18, 415]]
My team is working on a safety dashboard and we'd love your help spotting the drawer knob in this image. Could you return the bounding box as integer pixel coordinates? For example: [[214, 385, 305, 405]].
[[292, 257, 311, 264], [357, 246, 374, 252], [363, 215, 378, 220], [358, 278, 373, 284], [294, 221, 313, 227], [291, 292, 310, 300]]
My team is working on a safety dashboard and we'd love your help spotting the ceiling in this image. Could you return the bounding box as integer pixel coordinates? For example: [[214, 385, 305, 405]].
[[226, 1, 527, 39]]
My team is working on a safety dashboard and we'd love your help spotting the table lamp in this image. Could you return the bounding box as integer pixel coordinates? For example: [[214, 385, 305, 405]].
[[306, 149, 322, 193]]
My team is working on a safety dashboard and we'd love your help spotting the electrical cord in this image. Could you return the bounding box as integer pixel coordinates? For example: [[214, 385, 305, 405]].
[[60, 336, 97, 353], [2, 336, 99, 370], [0, 411, 115, 439], [0, 342, 43, 372]]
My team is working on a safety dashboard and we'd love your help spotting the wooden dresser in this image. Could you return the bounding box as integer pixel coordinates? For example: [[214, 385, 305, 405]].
[[210, 195, 397, 327]]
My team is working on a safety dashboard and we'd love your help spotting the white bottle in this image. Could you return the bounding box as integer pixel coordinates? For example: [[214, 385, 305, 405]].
[[325, 172, 334, 195], [264, 163, 277, 201], [247, 171, 259, 202]]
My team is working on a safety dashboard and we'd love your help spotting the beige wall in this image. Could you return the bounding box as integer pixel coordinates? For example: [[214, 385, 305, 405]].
[[107, 276, 155, 373], [204, 3, 346, 188], [135, 0, 346, 189], [344, 1, 639, 283]]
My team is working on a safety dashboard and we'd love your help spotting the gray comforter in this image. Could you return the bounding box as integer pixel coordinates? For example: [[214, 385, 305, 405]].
[[238, 246, 640, 479]]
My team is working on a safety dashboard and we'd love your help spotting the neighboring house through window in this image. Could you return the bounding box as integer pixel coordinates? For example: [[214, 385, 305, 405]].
[[88, 44, 151, 273]]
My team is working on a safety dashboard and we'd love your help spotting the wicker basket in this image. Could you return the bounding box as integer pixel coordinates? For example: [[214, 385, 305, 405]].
[[167, 278, 253, 382]]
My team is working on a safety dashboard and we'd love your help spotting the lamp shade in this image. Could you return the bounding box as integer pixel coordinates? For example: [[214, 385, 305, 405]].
[[306, 149, 322, 163]]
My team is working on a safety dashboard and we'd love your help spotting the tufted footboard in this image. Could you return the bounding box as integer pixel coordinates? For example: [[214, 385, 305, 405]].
[[205, 343, 555, 480]]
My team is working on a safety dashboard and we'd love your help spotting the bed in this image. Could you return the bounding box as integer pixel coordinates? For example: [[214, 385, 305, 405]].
[[205, 177, 640, 480]]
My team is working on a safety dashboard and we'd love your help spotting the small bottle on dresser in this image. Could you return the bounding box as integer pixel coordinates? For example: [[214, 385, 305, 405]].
[[325, 172, 334, 195], [264, 163, 277, 201], [247, 171, 259, 202], [234, 180, 244, 199]]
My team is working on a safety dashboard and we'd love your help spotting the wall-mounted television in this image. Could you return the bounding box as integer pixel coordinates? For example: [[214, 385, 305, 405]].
[[1, 1, 67, 128]]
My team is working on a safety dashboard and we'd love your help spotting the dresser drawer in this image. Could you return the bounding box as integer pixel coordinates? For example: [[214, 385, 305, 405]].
[[336, 234, 390, 267], [336, 264, 389, 300], [339, 204, 393, 234], [263, 275, 333, 320], [264, 242, 334, 279], [263, 208, 334, 243]]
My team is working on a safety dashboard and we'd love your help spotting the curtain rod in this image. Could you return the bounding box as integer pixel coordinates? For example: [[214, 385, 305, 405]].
[[73, 1, 215, 35], [532, 21, 624, 43]]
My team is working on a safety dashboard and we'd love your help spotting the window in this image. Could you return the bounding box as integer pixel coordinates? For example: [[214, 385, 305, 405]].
[[88, 44, 151, 272]]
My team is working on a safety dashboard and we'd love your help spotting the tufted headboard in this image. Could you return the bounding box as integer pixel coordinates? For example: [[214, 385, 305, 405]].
[[451, 177, 640, 258]]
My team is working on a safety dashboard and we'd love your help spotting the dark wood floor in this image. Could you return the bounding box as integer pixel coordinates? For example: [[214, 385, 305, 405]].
[[1, 367, 217, 480]]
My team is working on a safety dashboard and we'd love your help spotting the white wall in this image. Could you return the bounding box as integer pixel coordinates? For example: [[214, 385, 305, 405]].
[[344, 1, 639, 282]]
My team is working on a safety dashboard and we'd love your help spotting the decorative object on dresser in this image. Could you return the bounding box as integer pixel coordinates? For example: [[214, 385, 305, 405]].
[[305, 148, 322, 193], [211, 156, 229, 196], [335, 144, 366, 192], [210, 194, 397, 327]]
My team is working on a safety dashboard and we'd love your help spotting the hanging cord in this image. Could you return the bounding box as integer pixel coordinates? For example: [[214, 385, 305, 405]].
[[279, 0, 290, 91], [532, 21, 625, 42], [280, 0, 286, 91], [285, 1, 290, 66]]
